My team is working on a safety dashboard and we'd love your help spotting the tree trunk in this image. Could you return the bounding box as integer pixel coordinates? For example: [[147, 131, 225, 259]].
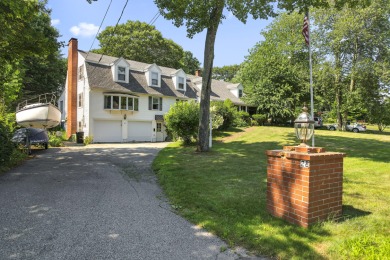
[[196, 2, 224, 152]]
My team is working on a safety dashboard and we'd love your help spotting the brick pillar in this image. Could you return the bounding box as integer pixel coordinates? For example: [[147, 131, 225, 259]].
[[66, 38, 78, 139], [266, 146, 346, 227]]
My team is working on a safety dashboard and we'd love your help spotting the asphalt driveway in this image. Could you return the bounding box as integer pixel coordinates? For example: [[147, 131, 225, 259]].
[[0, 144, 261, 260]]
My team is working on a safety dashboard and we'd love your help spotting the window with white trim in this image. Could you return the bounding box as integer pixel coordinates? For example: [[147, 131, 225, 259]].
[[148, 96, 162, 111], [152, 97, 159, 110], [104, 95, 139, 111], [178, 77, 185, 90], [117, 66, 126, 81], [239, 89, 243, 98], [151, 72, 159, 86], [78, 65, 84, 80]]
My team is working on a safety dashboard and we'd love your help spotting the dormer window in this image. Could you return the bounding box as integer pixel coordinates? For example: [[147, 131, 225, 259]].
[[118, 66, 126, 81], [145, 64, 162, 87], [239, 89, 243, 98], [111, 57, 130, 83], [151, 72, 159, 86], [178, 77, 185, 90], [172, 69, 186, 91]]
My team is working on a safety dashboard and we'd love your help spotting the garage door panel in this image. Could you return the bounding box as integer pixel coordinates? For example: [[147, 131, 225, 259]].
[[94, 120, 122, 142], [128, 121, 152, 142]]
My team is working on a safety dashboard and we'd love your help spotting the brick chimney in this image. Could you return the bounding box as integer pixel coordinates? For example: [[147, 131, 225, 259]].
[[195, 69, 201, 77], [66, 38, 78, 138]]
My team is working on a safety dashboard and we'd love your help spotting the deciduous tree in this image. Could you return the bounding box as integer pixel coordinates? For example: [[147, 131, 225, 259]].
[[95, 20, 199, 73], [154, 0, 362, 152], [212, 65, 240, 82], [236, 12, 309, 122], [314, 0, 390, 128]]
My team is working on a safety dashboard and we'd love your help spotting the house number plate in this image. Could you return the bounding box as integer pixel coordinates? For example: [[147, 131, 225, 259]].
[[300, 160, 310, 168]]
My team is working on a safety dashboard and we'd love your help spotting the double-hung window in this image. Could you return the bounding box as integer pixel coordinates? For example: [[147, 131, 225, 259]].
[[149, 96, 162, 111], [239, 89, 243, 98], [151, 72, 159, 86], [152, 97, 159, 110], [178, 77, 185, 90], [118, 66, 126, 81]]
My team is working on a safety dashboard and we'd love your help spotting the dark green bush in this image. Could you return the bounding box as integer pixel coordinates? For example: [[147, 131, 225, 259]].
[[211, 99, 237, 130], [252, 114, 267, 126], [0, 121, 15, 169], [233, 111, 250, 127]]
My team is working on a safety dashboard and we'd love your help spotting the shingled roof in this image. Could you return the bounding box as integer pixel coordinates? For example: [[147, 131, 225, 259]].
[[81, 50, 246, 105]]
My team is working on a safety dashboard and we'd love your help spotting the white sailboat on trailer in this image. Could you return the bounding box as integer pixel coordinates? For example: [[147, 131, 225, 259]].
[[16, 93, 61, 129]]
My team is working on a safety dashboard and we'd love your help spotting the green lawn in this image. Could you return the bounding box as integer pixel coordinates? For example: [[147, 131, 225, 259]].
[[153, 126, 390, 259]]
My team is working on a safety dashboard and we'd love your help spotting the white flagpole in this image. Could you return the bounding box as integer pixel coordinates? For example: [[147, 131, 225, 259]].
[[307, 11, 315, 147]]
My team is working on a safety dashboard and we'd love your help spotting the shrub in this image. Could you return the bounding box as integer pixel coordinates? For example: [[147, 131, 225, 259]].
[[48, 131, 64, 147], [233, 111, 250, 127], [252, 114, 267, 126], [0, 121, 15, 168], [211, 99, 237, 130], [212, 114, 224, 130], [164, 101, 200, 145], [84, 135, 93, 145]]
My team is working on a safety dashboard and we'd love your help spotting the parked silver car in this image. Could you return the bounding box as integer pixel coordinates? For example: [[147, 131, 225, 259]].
[[327, 123, 366, 133]]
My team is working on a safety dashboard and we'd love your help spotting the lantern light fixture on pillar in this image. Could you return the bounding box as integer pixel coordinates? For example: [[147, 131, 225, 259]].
[[294, 104, 314, 147]]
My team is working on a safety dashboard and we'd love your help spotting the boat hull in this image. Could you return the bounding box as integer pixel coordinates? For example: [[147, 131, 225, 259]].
[[16, 103, 61, 129]]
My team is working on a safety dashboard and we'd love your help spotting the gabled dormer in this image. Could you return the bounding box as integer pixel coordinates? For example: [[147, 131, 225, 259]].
[[145, 64, 162, 88], [171, 69, 187, 91], [111, 57, 130, 83], [227, 83, 244, 98]]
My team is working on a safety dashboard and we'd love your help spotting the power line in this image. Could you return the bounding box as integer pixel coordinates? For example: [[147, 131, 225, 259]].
[[96, 0, 129, 64], [85, 0, 113, 61], [148, 11, 160, 26]]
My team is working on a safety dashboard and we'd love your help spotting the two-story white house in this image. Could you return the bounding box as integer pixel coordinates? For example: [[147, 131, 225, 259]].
[[60, 38, 250, 143]]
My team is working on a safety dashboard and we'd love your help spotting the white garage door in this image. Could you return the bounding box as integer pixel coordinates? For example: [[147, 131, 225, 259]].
[[128, 121, 152, 142], [94, 120, 122, 142]]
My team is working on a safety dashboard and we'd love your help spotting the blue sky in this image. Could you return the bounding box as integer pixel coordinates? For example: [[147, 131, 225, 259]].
[[47, 0, 274, 67]]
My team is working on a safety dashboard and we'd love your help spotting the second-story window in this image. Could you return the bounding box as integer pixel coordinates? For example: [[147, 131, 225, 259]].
[[118, 66, 126, 81], [239, 89, 243, 98], [149, 96, 162, 111], [78, 93, 83, 107], [104, 95, 138, 111], [78, 65, 84, 80], [151, 72, 159, 86]]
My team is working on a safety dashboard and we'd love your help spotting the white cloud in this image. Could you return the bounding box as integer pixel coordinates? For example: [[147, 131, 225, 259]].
[[70, 23, 99, 37], [51, 19, 60, 26]]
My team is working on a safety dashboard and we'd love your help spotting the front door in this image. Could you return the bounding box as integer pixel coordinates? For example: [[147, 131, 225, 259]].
[[156, 122, 164, 142]]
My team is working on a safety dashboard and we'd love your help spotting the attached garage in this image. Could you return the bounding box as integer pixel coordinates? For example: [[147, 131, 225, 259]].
[[128, 121, 152, 142], [94, 120, 122, 142]]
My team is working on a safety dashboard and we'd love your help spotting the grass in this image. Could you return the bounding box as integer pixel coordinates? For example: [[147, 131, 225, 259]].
[[153, 126, 390, 259]]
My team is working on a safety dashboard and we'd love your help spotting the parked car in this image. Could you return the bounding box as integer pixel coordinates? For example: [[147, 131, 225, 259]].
[[327, 123, 366, 133], [314, 117, 323, 128], [327, 124, 338, 131], [11, 128, 49, 154], [347, 123, 366, 133]]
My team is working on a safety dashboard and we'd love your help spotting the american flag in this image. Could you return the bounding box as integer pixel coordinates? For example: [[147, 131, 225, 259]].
[[302, 14, 309, 45]]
